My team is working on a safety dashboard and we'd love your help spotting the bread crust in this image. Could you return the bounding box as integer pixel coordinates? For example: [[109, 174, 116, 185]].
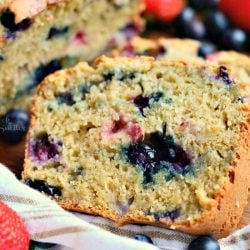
[[23, 56, 250, 240]]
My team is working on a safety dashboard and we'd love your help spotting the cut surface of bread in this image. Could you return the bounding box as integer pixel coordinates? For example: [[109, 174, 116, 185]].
[[23, 56, 250, 239]]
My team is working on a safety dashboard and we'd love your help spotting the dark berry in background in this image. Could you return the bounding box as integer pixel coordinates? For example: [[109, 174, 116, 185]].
[[184, 18, 206, 40], [144, 0, 250, 52], [174, 7, 195, 31], [131, 234, 153, 244], [198, 40, 217, 58], [0, 109, 29, 144], [188, 236, 220, 250], [220, 28, 247, 51], [175, 9, 206, 41], [205, 11, 229, 39]]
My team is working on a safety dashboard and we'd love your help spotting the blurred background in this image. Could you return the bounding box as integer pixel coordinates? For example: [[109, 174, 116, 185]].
[[143, 0, 250, 56]]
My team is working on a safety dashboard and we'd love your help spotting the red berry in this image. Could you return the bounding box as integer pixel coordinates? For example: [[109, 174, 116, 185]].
[[145, 0, 184, 22], [219, 0, 250, 32], [0, 201, 29, 250]]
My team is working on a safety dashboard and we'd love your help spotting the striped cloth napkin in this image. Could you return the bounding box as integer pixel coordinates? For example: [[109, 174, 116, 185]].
[[0, 163, 249, 250]]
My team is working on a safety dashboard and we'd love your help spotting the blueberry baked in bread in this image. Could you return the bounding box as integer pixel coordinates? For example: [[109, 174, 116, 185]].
[[23, 56, 250, 239], [0, 0, 143, 115], [113, 37, 250, 99]]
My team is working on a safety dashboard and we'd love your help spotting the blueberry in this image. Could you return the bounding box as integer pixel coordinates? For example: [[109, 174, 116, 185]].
[[175, 8, 206, 40], [205, 11, 229, 39], [127, 143, 158, 167], [151, 92, 164, 102], [216, 66, 233, 85], [0, 11, 16, 31], [148, 132, 191, 172], [16, 18, 31, 31], [125, 132, 192, 184], [188, 236, 220, 250], [133, 92, 164, 115], [29, 241, 57, 249], [127, 143, 159, 183], [220, 28, 247, 52], [34, 60, 62, 86], [30, 135, 61, 162], [153, 209, 179, 221], [57, 92, 76, 106], [181, 18, 206, 40], [47, 26, 69, 40], [0, 109, 29, 144], [131, 234, 153, 244], [103, 71, 114, 81], [0, 55, 4, 61], [198, 41, 217, 58], [174, 8, 195, 30], [0, 10, 31, 31], [25, 179, 62, 196], [166, 144, 191, 172], [133, 95, 150, 114]]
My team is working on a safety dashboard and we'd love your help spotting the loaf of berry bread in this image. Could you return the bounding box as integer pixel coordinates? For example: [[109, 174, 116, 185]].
[[0, 0, 143, 116], [23, 56, 250, 239], [113, 37, 250, 99]]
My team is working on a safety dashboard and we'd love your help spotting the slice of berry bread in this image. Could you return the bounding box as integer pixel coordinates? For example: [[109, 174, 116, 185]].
[[113, 37, 250, 100], [23, 56, 250, 239], [0, 0, 143, 116]]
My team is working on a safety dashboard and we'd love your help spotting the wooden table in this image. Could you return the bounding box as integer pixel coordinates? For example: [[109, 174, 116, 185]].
[[0, 140, 249, 228]]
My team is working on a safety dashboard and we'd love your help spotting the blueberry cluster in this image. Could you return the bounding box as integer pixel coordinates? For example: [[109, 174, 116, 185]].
[[146, 0, 250, 55], [124, 131, 191, 184]]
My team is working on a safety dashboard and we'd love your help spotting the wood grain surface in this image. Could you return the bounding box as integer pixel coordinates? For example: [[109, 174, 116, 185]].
[[0, 140, 249, 229]]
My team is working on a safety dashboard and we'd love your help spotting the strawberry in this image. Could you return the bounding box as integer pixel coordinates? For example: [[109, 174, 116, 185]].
[[0, 201, 29, 250], [219, 0, 250, 32], [145, 0, 184, 22]]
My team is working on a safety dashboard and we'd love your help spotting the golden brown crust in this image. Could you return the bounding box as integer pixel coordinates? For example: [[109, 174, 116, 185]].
[[23, 56, 250, 240]]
